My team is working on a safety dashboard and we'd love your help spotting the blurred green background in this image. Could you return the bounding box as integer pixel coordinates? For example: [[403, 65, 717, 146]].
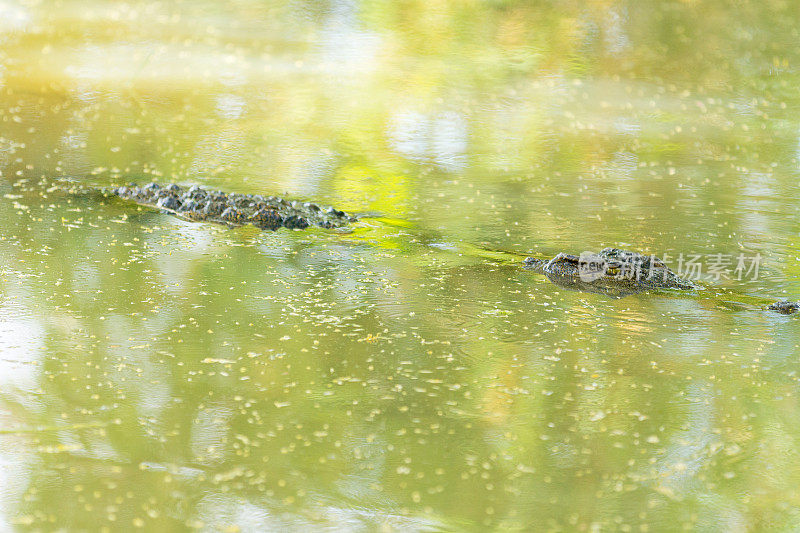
[[2, 0, 800, 531]]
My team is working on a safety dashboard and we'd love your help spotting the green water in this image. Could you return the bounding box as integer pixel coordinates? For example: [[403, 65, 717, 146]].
[[2, 1, 800, 531]]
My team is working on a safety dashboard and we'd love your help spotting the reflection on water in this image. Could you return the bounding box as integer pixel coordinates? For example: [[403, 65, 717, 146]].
[[2, 0, 800, 530]]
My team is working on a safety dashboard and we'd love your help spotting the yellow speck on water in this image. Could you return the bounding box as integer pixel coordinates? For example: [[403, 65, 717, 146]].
[[201, 358, 236, 364]]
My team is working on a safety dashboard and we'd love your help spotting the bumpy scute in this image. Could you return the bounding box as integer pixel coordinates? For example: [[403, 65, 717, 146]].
[[249, 208, 283, 231], [157, 196, 180, 210]]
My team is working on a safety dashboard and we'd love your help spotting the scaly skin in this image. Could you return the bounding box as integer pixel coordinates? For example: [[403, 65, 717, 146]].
[[108, 182, 356, 231]]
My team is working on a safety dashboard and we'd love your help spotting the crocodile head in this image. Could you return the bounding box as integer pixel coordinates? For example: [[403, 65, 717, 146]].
[[524, 248, 695, 296]]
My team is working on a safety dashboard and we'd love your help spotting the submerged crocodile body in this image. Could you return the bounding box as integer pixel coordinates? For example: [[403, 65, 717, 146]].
[[523, 247, 799, 313], [109, 182, 356, 231]]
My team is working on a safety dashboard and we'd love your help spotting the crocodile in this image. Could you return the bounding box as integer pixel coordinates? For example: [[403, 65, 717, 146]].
[[108, 182, 356, 230], [523, 247, 799, 313]]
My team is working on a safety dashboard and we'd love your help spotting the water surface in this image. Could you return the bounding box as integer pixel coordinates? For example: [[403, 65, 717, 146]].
[[2, 1, 800, 531]]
